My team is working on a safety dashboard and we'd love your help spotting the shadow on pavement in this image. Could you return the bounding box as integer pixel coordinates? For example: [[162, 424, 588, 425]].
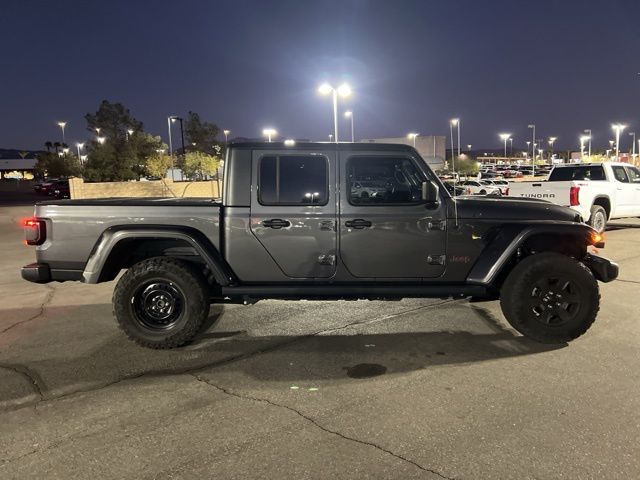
[[0, 302, 564, 408]]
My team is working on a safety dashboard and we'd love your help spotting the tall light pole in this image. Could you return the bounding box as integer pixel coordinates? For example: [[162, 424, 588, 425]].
[[126, 129, 134, 141], [407, 132, 419, 147], [167, 116, 174, 156], [528, 124, 536, 176], [328, 134, 333, 142], [548, 137, 557, 160], [629, 132, 636, 157], [450, 118, 460, 157], [76, 142, 84, 165], [223, 129, 230, 143], [318, 83, 351, 143], [509, 137, 513, 156], [499, 133, 510, 159], [262, 128, 277, 142], [612, 123, 626, 159], [580, 135, 589, 159], [57, 121, 67, 144], [344, 111, 354, 142], [583, 129, 592, 157]]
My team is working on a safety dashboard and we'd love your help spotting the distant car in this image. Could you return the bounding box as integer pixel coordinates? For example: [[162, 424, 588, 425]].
[[460, 180, 501, 195], [48, 180, 70, 198], [443, 181, 467, 196], [480, 179, 509, 195], [35, 179, 61, 195]]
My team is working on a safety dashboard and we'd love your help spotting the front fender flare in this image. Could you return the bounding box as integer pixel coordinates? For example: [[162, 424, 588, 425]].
[[466, 222, 595, 286]]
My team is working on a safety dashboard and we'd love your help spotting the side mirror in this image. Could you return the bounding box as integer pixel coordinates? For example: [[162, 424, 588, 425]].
[[422, 181, 440, 204]]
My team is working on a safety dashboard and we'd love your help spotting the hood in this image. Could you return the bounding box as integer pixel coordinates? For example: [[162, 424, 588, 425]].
[[450, 196, 582, 222]]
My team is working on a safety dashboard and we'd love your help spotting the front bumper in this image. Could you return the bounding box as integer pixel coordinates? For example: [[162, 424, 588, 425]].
[[582, 254, 619, 283]]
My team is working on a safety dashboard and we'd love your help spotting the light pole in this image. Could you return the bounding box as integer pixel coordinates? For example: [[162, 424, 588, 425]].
[[328, 134, 333, 142], [583, 129, 592, 157], [499, 133, 510, 159], [57, 121, 67, 145], [126, 129, 134, 141], [528, 124, 536, 176], [96, 136, 106, 145], [223, 129, 230, 143], [580, 135, 589, 159], [344, 111, 354, 142], [629, 132, 636, 157], [467, 144, 472, 152], [167, 116, 174, 156], [318, 83, 351, 143], [509, 137, 513, 156], [262, 128, 277, 142], [407, 132, 419, 147], [76, 142, 84, 165], [548, 137, 557, 160], [612, 123, 626, 159], [450, 118, 460, 157]]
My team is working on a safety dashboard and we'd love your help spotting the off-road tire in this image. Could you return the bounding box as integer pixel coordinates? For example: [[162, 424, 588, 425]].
[[500, 252, 599, 344], [588, 205, 607, 233], [113, 257, 210, 349]]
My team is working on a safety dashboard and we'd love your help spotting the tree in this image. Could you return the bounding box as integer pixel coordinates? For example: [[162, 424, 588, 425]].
[[184, 111, 220, 153], [145, 152, 173, 179], [82, 100, 166, 181], [44, 141, 53, 153], [181, 151, 222, 180], [35, 152, 81, 178]]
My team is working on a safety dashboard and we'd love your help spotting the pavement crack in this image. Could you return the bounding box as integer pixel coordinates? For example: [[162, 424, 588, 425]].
[[1, 284, 56, 334], [616, 278, 640, 285], [191, 373, 456, 480], [0, 364, 45, 401]]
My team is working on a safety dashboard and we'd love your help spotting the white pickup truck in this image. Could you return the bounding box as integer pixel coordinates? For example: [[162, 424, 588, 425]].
[[508, 162, 640, 232]]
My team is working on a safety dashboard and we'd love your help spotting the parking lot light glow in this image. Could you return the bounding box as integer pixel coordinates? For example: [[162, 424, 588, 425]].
[[284, 139, 295, 146], [407, 132, 419, 147], [612, 123, 626, 159], [262, 128, 277, 142], [318, 83, 352, 142], [337, 83, 351, 97]]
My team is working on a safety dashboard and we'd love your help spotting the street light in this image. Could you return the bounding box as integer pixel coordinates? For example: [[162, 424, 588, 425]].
[[318, 82, 351, 143], [284, 139, 295, 146], [407, 132, 419, 147], [95, 127, 101, 136], [580, 135, 590, 159], [548, 137, 557, 159], [629, 132, 636, 157], [57, 121, 67, 144], [328, 134, 333, 142], [262, 128, 277, 142], [509, 137, 513, 156], [499, 133, 510, 159], [126, 129, 134, 141], [223, 129, 230, 143], [528, 124, 536, 175], [450, 118, 460, 157], [344, 111, 354, 142], [76, 142, 84, 163], [612, 123, 626, 159], [96, 136, 106, 145], [583, 129, 592, 157]]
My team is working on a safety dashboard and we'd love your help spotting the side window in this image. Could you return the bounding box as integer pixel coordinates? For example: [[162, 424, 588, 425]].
[[626, 166, 640, 183], [612, 166, 629, 183], [259, 155, 328, 205], [347, 156, 427, 205]]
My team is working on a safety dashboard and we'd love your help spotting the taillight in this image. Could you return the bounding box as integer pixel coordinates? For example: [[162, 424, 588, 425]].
[[569, 186, 580, 206], [23, 218, 46, 246], [505, 188, 510, 196]]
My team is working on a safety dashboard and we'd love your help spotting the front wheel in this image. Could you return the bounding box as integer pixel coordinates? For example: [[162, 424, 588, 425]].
[[500, 252, 600, 344], [113, 257, 210, 349], [588, 205, 607, 233]]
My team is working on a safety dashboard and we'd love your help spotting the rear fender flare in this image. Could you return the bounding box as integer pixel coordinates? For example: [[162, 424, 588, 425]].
[[82, 226, 234, 285]]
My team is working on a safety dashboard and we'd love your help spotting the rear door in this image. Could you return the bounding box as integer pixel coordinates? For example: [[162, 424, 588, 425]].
[[623, 165, 640, 215], [610, 165, 636, 216], [338, 152, 447, 279], [250, 149, 337, 278]]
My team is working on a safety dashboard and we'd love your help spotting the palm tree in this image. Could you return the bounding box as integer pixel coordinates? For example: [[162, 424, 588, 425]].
[[53, 142, 61, 154], [45, 141, 53, 153]]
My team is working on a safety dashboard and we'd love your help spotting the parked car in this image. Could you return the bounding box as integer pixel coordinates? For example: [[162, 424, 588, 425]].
[[508, 162, 640, 231], [480, 179, 509, 195], [22, 142, 617, 349], [51, 180, 70, 199], [460, 180, 502, 195], [34, 178, 60, 195]]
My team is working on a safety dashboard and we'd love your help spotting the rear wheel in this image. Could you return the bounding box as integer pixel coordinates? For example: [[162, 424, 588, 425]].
[[500, 252, 599, 344], [113, 257, 210, 349], [588, 205, 607, 233]]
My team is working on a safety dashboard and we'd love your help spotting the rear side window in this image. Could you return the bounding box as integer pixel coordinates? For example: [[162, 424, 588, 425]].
[[259, 155, 328, 205], [347, 156, 426, 205], [612, 166, 629, 183], [627, 166, 640, 183], [548, 166, 605, 181]]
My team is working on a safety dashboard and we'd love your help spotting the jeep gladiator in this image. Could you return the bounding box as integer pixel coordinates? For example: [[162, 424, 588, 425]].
[[22, 142, 619, 348]]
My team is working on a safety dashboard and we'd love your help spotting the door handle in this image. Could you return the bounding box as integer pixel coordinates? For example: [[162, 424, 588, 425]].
[[345, 219, 372, 229], [262, 218, 291, 229]]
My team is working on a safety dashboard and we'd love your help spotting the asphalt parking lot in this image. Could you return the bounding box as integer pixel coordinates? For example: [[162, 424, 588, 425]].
[[1, 195, 639, 479]]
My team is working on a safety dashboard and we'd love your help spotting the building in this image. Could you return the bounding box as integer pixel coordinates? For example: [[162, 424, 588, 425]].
[[0, 158, 37, 179], [359, 136, 446, 169]]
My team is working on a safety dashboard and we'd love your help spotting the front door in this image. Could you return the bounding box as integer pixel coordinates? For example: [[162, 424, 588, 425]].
[[338, 152, 447, 279], [611, 165, 636, 216], [250, 149, 337, 279], [624, 165, 640, 216]]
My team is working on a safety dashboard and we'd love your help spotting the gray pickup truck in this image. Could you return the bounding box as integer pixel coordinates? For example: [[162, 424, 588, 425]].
[[22, 142, 618, 348]]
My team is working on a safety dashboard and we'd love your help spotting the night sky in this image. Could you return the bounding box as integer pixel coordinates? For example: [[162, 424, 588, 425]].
[[3, 0, 640, 151]]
